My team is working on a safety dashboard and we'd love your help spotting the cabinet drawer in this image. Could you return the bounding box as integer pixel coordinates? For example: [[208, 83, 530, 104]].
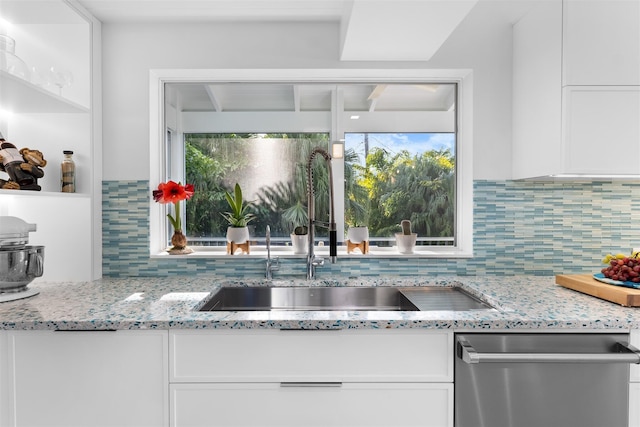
[[170, 329, 452, 383], [171, 382, 453, 427]]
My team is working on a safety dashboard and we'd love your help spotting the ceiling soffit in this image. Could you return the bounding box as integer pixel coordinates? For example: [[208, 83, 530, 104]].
[[339, 0, 479, 61]]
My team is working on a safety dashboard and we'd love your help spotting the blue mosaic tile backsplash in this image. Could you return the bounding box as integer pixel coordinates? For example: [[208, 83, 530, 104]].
[[103, 180, 640, 277]]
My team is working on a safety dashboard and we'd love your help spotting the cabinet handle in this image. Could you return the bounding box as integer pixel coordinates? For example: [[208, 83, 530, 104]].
[[458, 337, 640, 364], [280, 382, 343, 388]]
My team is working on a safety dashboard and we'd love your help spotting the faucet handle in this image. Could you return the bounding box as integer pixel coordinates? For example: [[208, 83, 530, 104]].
[[311, 256, 324, 267], [271, 256, 280, 269]]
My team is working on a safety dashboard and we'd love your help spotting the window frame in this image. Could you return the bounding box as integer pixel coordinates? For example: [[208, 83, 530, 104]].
[[149, 69, 474, 258]]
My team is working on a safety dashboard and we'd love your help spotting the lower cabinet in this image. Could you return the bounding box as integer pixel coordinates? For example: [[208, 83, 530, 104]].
[[631, 330, 640, 427], [171, 383, 452, 427], [6, 330, 169, 427], [0, 332, 7, 427], [169, 329, 454, 427], [631, 383, 640, 427]]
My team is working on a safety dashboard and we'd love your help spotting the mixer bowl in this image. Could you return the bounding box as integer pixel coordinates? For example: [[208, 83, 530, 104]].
[[0, 246, 44, 293]]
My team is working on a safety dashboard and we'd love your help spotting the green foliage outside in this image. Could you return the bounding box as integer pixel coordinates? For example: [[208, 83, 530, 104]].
[[359, 147, 455, 238], [183, 134, 454, 244]]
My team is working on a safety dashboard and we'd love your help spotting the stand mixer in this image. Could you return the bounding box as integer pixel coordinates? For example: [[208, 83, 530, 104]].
[[0, 216, 43, 302]]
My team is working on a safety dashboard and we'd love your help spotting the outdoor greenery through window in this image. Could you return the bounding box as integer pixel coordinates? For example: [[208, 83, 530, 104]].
[[344, 133, 455, 246], [183, 132, 455, 247], [184, 133, 331, 245]]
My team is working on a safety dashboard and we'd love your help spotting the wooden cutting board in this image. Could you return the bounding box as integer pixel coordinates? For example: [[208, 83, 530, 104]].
[[556, 274, 640, 307]]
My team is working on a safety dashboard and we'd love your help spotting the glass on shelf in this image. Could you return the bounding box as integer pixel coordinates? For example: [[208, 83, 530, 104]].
[[49, 67, 73, 96], [30, 66, 54, 91], [0, 35, 30, 81]]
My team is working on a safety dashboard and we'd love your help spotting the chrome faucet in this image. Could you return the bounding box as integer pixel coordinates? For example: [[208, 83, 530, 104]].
[[306, 148, 337, 279], [265, 225, 279, 279]]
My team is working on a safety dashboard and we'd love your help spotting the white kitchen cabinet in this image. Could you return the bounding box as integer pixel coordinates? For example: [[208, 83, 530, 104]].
[[0, 0, 102, 281], [562, 86, 640, 175], [0, 331, 7, 427], [6, 330, 169, 427], [169, 329, 454, 427], [171, 383, 453, 427], [563, 0, 640, 86], [630, 330, 640, 427], [512, 0, 640, 179], [631, 383, 640, 427]]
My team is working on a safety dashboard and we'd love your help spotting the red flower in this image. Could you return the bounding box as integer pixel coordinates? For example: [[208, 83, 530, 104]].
[[152, 181, 195, 232], [153, 181, 194, 204]]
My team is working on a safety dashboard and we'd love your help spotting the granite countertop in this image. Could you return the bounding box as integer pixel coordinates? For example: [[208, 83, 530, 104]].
[[1, 275, 639, 331]]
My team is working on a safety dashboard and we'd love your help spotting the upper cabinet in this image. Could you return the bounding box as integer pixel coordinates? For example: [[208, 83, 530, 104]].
[[0, 0, 102, 281], [563, 0, 639, 86], [512, 0, 640, 179]]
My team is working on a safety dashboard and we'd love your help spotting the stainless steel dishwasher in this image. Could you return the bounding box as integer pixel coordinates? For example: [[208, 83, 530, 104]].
[[455, 333, 640, 427]]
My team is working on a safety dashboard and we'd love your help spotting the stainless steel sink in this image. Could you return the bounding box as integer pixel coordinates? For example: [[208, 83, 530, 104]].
[[198, 286, 493, 312]]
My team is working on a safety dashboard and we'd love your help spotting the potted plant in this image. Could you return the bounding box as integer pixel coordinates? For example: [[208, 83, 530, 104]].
[[345, 188, 369, 250], [152, 180, 195, 255], [395, 219, 417, 254], [222, 183, 254, 244], [290, 225, 308, 254], [346, 224, 369, 244], [282, 200, 308, 254], [346, 222, 369, 254]]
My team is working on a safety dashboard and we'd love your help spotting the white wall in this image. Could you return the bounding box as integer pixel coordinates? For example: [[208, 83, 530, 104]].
[[102, 7, 515, 181]]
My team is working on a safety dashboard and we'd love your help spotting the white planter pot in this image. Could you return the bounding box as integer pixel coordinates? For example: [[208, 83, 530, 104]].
[[347, 226, 369, 244], [395, 233, 417, 254], [227, 226, 249, 244], [290, 233, 308, 254]]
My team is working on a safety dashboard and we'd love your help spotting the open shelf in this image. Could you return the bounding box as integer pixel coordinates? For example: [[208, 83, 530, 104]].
[[0, 189, 89, 197], [0, 70, 89, 114]]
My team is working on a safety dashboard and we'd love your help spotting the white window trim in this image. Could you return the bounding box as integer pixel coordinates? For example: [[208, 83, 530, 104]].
[[149, 69, 474, 258]]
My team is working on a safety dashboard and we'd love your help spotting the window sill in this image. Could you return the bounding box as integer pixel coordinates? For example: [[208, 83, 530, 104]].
[[150, 245, 472, 259]]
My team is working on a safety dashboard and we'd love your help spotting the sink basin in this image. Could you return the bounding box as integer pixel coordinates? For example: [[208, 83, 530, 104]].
[[197, 286, 493, 312]]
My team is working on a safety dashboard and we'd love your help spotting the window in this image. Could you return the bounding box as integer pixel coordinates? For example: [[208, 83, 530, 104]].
[[344, 132, 455, 247], [184, 133, 329, 245], [150, 69, 473, 257]]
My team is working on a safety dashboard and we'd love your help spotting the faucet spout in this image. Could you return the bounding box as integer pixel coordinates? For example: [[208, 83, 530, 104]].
[[306, 147, 337, 279], [265, 225, 279, 279]]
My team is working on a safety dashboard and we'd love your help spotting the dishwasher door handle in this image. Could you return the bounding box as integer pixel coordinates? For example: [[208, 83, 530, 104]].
[[458, 336, 640, 364]]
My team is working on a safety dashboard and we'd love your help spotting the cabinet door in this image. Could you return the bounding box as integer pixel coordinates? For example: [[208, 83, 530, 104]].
[[171, 383, 453, 427], [8, 330, 168, 427], [563, 0, 640, 86], [0, 331, 7, 427], [563, 86, 640, 175], [631, 383, 640, 427], [631, 330, 640, 382], [170, 329, 453, 383], [631, 330, 639, 427]]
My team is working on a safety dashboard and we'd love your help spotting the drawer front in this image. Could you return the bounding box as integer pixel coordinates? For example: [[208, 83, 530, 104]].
[[170, 329, 452, 383], [171, 383, 453, 427]]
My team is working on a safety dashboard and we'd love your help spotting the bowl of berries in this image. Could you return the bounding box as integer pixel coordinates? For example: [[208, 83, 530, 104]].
[[595, 252, 640, 288]]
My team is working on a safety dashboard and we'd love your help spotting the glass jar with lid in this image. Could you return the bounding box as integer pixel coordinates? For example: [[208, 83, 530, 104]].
[[0, 34, 30, 81]]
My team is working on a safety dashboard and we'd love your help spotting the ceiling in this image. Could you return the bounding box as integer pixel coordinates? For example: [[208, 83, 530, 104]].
[[76, 0, 348, 23], [77, 0, 481, 61], [74, 0, 533, 113]]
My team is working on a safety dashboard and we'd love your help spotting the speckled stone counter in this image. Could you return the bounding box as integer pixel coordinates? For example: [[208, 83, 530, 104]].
[[1, 276, 639, 330]]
